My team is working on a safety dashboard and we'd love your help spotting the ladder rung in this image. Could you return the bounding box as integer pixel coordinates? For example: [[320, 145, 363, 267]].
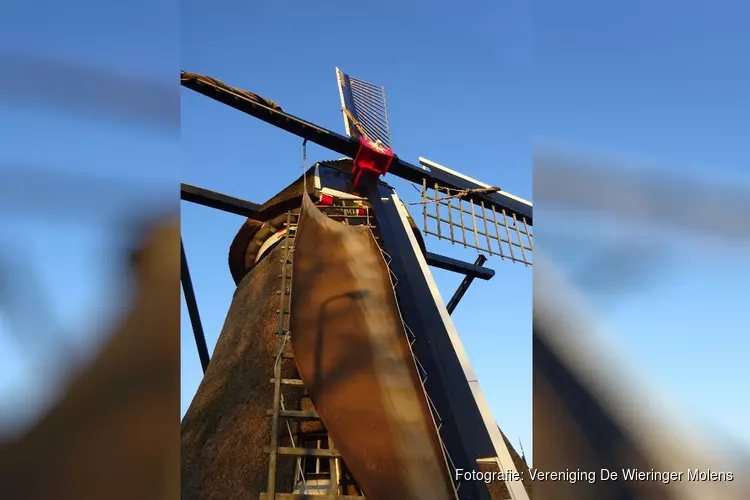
[[269, 378, 305, 386], [270, 352, 295, 359], [264, 446, 342, 458], [267, 409, 319, 420], [260, 494, 364, 500], [276, 309, 290, 314]]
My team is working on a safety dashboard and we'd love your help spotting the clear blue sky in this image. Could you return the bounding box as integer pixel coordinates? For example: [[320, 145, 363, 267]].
[[180, 0, 534, 459]]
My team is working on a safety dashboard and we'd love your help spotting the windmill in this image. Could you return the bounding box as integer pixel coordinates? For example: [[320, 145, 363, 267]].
[[179, 68, 533, 500]]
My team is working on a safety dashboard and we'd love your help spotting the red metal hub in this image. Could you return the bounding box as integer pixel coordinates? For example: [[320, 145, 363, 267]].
[[351, 136, 394, 190]]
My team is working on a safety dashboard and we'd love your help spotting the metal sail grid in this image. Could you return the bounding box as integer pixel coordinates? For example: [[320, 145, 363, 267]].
[[417, 181, 533, 266], [336, 68, 392, 149]]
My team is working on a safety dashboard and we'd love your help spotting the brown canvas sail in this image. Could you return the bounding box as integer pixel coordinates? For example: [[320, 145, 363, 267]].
[[289, 192, 457, 500]]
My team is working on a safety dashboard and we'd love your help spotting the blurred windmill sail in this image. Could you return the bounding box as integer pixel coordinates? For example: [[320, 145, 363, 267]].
[[0, 51, 177, 132], [534, 147, 750, 243], [0, 164, 170, 220], [533, 146, 749, 300], [534, 254, 749, 500], [533, 147, 750, 500]]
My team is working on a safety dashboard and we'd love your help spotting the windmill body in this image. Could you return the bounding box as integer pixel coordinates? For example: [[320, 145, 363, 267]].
[[180, 69, 533, 500]]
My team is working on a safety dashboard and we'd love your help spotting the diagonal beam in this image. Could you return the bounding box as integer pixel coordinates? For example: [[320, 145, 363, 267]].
[[180, 71, 533, 224], [446, 255, 488, 314], [181, 239, 210, 373]]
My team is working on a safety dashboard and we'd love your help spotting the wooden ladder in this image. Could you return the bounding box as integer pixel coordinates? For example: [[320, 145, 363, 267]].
[[263, 211, 364, 500]]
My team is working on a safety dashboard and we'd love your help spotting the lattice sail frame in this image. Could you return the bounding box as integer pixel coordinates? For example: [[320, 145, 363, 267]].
[[416, 180, 534, 266], [336, 67, 392, 148]]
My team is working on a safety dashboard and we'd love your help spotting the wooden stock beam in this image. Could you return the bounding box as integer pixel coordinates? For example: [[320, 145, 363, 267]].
[[425, 252, 494, 280], [180, 71, 533, 224], [181, 183, 262, 219]]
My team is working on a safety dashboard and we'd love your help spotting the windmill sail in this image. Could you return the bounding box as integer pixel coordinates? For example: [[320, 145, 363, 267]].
[[336, 67, 391, 148], [416, 158, 533, 266]]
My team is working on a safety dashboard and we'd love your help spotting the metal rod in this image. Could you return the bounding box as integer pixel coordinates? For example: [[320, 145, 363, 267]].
[[181, 239, 210, 373]]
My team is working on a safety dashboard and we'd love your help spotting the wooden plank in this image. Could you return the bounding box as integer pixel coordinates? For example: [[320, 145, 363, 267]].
[[268, 378, 305, 386], [260, 494, 364, 500], [266, 409, 320, 420], [264, 446, 342, 458]]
